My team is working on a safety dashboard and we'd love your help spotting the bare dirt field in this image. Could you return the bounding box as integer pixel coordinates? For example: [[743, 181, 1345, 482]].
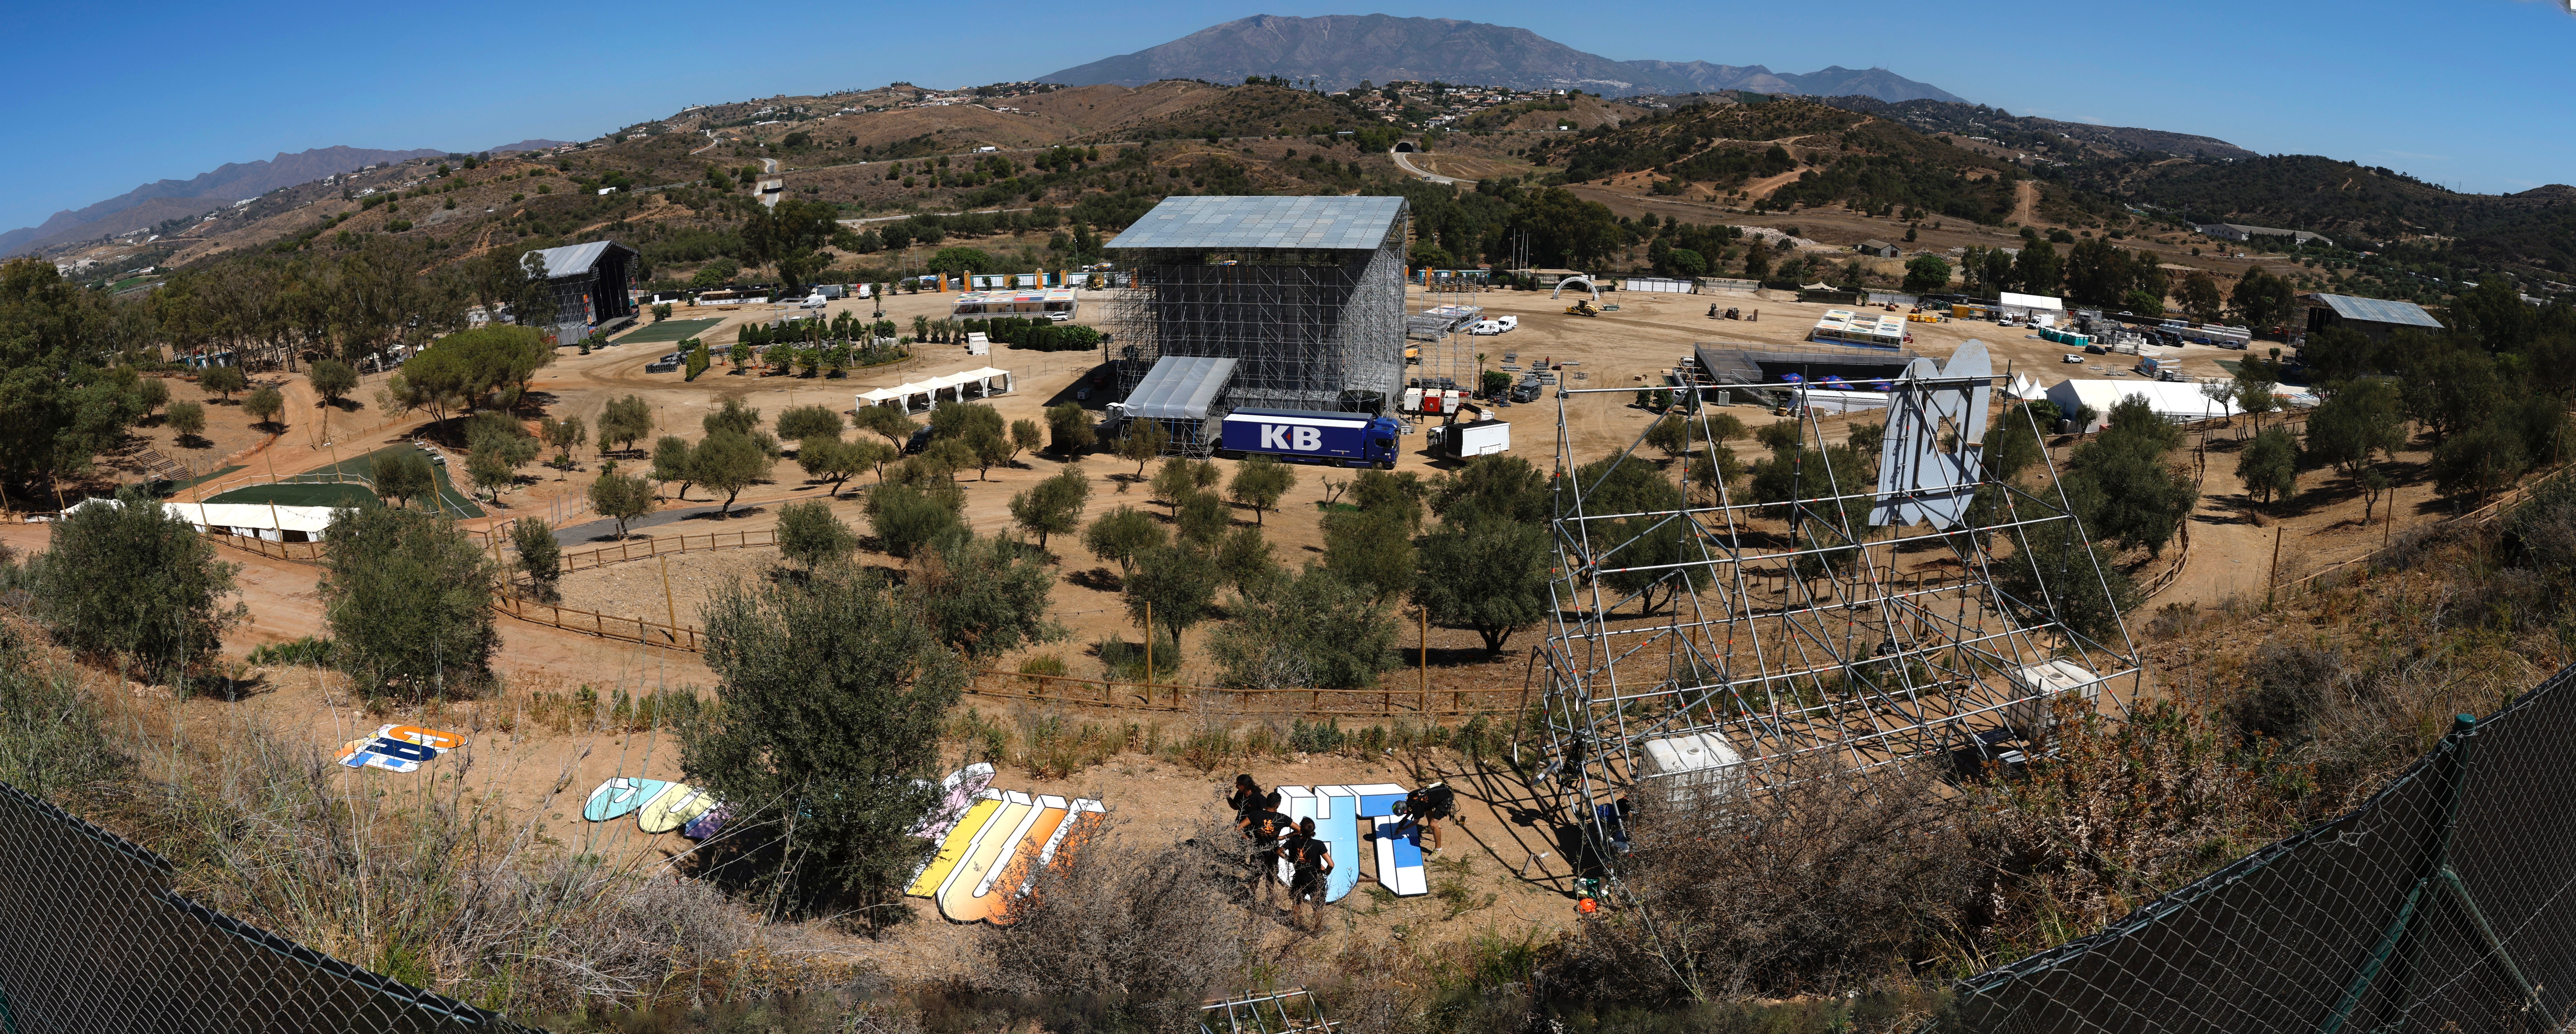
[[14, 271, 2486, 991]]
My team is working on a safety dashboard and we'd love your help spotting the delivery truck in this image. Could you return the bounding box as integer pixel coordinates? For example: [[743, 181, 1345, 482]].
[[1217, 408, 1403, 468]]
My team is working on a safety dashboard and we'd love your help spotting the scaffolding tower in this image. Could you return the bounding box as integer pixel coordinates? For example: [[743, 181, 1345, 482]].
[[1532, 340, 2144, 871], [1102, 196, 1408, 414]]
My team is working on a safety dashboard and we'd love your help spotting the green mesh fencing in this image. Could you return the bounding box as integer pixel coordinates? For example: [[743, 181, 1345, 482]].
[[1942, 665, 2576, 1033], [0, 780, 542, 1033]]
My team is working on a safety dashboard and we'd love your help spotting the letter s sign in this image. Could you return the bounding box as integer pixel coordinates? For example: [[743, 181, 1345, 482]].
[[1259, 424, 1289, 450], [1292, 427, 1322, 451]]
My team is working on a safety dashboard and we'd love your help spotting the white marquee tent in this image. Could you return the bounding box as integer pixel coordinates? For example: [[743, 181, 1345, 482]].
[[857, 367, 1014, 412]]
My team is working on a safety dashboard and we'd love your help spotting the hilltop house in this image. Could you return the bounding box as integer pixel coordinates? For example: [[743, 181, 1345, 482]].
[[1856, 240, 1901, 258]]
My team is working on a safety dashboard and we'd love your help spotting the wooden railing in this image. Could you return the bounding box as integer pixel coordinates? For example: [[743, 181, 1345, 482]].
[[496, 594, 703, 652], [206, 531, 327, 562], [963, 669, 1523, 718], [553, 528, 776, 572]]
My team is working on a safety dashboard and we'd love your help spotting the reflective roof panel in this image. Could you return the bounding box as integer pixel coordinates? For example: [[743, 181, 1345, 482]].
[[1105, 196, 1407, 252]]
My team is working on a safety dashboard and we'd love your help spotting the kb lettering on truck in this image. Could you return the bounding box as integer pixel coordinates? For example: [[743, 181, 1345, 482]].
[[1292, 427, 1322, 450], [1260, 425, 1291, 450]]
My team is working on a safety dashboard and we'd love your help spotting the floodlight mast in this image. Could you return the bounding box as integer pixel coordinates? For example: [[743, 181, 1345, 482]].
[[1530, 355, 2145, 896]]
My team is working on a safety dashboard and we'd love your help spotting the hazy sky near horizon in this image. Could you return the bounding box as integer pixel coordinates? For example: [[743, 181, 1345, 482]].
[[6, 0, 2572, 234]]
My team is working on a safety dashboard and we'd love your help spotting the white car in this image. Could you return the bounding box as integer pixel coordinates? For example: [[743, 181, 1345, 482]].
[[1469, 320, 1504, 335], [2063, 353, 2085, 364], [1494, 315, 1518, 332]]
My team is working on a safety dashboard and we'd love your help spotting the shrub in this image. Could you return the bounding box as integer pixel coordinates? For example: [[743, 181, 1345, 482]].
[[507, 517, 561, 598], [683, 564, 965, 921], [318, 506, 498, 700], [865, 481, 964, 559], [775, 499, 856, 569], [25, 486, 243, 681]]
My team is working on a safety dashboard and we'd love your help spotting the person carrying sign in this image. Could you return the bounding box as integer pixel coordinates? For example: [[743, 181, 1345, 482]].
[[1278, 816, 1334, 930]]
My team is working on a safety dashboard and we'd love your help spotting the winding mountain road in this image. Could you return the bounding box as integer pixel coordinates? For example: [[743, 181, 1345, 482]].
[[1393, 149, 1474, 186]]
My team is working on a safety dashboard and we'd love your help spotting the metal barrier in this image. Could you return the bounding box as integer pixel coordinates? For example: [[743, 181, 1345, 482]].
[[1940, 664, 2576, 1033], [0, 780, 538, 1033]]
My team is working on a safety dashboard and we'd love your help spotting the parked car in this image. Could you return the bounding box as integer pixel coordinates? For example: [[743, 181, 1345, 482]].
[[645, 352, 685, 373], [905, 426, 933, 454], [2062, 353, 2085, 364], [2083, 344, 2107, 355]]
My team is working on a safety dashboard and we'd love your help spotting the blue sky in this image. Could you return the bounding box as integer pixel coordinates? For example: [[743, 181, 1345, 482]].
[[6, 0, 2571, 233]]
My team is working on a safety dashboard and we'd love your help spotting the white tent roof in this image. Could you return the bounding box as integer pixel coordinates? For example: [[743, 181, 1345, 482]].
[[64, 497, 340, 535], [2007, 373, 2048, 400], [958, 366, 1009, 381], [1998, 291, 2064, 311], [2044, 378, 2239, 430], [858, 386, 908, 403], [1123, 356, 1237, 420]]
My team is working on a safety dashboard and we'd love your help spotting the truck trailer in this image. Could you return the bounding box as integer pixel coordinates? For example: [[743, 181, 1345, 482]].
[[1426, 417, 1509, 459], [1217, 408, 1402, 468]]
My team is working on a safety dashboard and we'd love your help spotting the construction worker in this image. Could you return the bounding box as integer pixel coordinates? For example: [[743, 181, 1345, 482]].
[[1278, 816, 1333, 930]]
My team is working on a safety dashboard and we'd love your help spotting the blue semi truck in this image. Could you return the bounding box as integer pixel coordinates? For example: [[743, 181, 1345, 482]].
[[1217, 408, 1403, 468]]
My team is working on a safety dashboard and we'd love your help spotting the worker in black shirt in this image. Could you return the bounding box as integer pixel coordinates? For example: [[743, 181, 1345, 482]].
[[1277, 816, 1333, 930], [1397, 781, 1456, 852], [1239, 797, 1291, 904], [1225, 774, 1265, 820]]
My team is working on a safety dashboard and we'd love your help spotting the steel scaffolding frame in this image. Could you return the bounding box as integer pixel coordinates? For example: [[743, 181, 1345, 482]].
[[1104, 236, 1407, 416], [1532, 363, 2145, 872]]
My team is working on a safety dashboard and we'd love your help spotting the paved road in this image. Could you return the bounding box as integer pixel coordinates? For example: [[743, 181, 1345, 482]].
[[1393, 149, 1474, 186], [552, 502, 734, 547]]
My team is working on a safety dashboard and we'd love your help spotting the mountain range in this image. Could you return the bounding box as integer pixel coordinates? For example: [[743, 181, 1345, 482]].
[[0, 146, 447, 259], [1039, 15, 1966, 103]]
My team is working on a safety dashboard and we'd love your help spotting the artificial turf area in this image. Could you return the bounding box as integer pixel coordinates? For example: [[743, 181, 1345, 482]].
[[613, 318, 723, 345]]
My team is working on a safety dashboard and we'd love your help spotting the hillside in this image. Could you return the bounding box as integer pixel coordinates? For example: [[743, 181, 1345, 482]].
[[33, 79, 1428, 291], [2090, 154, 2576, 280], [1040, 15, 1962, 102], [1531, 96, 2036, 225], [0, 146, 444, 257], [1810, 96, 2257, 161]]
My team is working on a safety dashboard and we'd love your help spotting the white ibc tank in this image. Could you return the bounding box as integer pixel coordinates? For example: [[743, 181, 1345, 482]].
[[1640, 731, 1745, 805]]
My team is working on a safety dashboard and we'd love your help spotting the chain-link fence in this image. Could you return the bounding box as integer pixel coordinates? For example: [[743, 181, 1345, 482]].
[[1944, 665, 2576, 1033], [0, 780, 540, 1033]]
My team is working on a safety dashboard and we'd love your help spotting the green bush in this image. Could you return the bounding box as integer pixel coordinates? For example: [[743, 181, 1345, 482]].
[[683, 340, 710, 381], [956, 316, 1102, 352], [247, 636, 335, 667]]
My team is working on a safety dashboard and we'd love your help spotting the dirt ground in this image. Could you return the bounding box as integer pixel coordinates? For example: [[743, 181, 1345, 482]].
[[12, 271, 2488, 986]]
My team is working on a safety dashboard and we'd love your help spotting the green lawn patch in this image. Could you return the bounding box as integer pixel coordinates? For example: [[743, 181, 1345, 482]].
[[292, 446, 485, 517], [158, 464, 244, 495], [614, 318, 724, 345], [205, 481, 383, 510]]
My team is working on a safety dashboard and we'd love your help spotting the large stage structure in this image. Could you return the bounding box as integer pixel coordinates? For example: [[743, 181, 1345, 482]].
[[1102, 196, 1408, 415], [1533, 339, 2143, 872]]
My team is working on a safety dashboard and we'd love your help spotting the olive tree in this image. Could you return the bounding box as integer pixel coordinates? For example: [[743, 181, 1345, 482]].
[[682, 564, 965, 921], [318, 506, 497, 700], [27, 486, 244, 681]]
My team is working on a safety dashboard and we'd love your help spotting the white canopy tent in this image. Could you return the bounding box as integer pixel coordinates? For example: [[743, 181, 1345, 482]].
[[856, 367, 1013, 413], [62, 497, 341, 542], [2044, 378, 2240, 433]]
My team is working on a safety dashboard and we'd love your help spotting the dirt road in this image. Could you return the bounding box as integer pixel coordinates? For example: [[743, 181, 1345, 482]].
[[1392, 148, 1471, 185]]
